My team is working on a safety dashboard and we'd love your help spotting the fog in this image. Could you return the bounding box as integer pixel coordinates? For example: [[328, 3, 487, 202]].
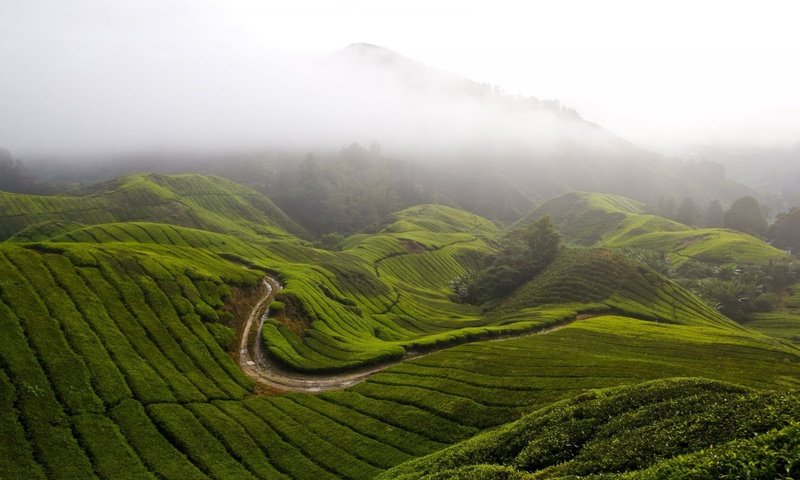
[[0, 5, 607, 159], [1, 0, 799, 159]]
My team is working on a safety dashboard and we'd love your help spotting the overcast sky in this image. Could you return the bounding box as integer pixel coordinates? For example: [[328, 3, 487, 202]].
[[2, 0, 799, 156]]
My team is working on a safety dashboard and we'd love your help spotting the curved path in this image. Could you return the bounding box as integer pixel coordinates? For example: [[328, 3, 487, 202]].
[[239, 276, 589, 393]]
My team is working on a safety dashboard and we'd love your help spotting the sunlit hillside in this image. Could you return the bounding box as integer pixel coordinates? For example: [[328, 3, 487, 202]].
[[1, 174, 798, 479]]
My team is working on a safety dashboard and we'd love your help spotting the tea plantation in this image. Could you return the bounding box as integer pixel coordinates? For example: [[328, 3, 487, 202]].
[[1, 174, 798, 479], [520, 191, 787, 265]]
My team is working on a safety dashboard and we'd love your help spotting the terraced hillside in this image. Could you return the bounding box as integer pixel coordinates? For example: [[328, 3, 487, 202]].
[[36, 205, 603, 372], [519, 191, 787, 265], [380, 378, 800, 479], [518, 191, 800, 343], [1, 173, 305, 241], [35, 207, 526, 372], [1, 174, 799, 479], [743, 284, 800, 345], [494, 247, 743, 330]]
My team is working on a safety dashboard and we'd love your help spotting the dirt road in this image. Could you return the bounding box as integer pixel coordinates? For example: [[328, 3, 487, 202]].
[[238, 277, 589, 393]]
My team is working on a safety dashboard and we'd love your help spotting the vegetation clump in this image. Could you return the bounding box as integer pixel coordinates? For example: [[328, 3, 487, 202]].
[[451, 215, 561, 304], [679, 260, 800, 321], [723, 195, 769, 237], [769, 207, 800, 254], [615, 246, 800, 321], [0, 148, 35, 193]]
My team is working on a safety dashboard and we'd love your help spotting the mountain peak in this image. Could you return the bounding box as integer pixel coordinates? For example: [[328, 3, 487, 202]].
[[345, 42, 388, 51], [338, 42, 413, 66]]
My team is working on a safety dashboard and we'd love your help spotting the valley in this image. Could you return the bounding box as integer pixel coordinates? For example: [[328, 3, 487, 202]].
[[4, 3, 799, 477], [0, 173, 798, 479]]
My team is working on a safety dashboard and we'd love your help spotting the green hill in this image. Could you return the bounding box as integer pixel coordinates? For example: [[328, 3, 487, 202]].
[[495, 247, 743, 331], [742, 284, 800, 345], [378, 378, 800, 479], [519, 191, 787, 266], [48, 221, 264, 250], [1, 175, 799, 480], [2, 234, 798, 479], [1, 173, 305, 242]]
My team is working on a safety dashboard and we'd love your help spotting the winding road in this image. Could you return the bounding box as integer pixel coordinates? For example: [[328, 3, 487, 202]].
[[238, 276, 589, 393]]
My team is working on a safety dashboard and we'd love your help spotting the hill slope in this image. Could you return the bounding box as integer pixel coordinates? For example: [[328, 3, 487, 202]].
[[1, 175, 799, 480], [519, 191, 787, 265], [2, 233, 798, 479], [1, 173, 305, 241], [331, 43, 754, 209], [379, 378, 800, 479]]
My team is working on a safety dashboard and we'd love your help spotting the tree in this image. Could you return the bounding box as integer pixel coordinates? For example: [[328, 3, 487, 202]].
[[457, 215, 562, 304], [270, 144, 421, 235], [525, 215, 562, 274], [723, 196, 768, 237], [0, 148, 33, 193], [315, 232, 344, 251], [468, 265, 526, 303], [703, 200, 724, 228], [656, 196, 678, 220], [768, 208, 800, 254], [675, 198, 700, 226]]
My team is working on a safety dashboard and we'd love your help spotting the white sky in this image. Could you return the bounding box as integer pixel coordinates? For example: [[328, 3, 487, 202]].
[[2, 0, 799, 155]]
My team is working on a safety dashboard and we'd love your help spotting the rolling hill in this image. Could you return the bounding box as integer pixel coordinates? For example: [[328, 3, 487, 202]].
[[518, 191, 788, 266], [0, 174, 798, 479], [1, 173, 305, 242], [379, 378, 800, 479]]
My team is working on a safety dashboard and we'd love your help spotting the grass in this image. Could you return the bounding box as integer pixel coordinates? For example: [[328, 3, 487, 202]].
[[606, 226, 788, 266], [1, 173, 305, 242], [378, 378, 800, 479], [742, 313, 800, 346], [520, 191, 787, 266], [1, 174, 799, 479], [740, 283, 800, 345]]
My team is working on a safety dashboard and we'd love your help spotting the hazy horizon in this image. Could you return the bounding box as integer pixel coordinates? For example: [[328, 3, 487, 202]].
[[2, 0, 799, 158]]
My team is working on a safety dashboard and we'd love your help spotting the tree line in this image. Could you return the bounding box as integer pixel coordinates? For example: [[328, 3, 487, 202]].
[[650, 195, 800, 254], [0, 149, 35, 193], [265, 144, 430, 235]]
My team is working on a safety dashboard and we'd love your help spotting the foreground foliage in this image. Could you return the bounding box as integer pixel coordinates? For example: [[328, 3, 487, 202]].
[[379, 378, 800, 479]]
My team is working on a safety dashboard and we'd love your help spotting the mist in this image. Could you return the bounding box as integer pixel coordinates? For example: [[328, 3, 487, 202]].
[[3, 0, 798, 161], [1, 29, 606, 160]]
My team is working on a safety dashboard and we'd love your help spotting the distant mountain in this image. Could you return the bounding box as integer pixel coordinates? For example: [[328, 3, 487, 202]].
[[18, 44, 756, 227], [686, 143, 800, 211], [333, 43, 582, 118], [325, 44, 754, 211]]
